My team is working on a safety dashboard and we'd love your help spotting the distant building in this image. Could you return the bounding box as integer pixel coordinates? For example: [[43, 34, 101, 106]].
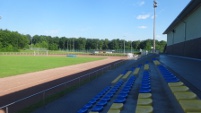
[[91, 50, 113, 54], [163, 0, 201, 59]]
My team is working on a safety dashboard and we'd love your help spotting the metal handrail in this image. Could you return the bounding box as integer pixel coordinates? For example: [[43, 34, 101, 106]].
[[0, 60, 124, 112]]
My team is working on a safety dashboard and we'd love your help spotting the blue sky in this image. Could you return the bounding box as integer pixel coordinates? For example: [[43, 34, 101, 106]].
[[0, 0, 190, 41]]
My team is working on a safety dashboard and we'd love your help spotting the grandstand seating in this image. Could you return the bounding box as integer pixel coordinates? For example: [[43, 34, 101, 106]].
[[139, 71, 151, 93], [111, 74, 123, 84], [77, 67, 136, 113], [77, 58, 201, 113], [138, 93, 152, 98], [136, 63, 153, 113], [107, 69, 137, 113], [154, 59, 201, 113], [135, 106, 153, 113], [133, 67, 140, 76], [122, 71, 132, 79], [144, 64, 149, 70]]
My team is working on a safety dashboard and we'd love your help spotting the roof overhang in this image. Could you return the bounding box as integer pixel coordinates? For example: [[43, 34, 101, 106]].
[[163, 0, 201, 34]]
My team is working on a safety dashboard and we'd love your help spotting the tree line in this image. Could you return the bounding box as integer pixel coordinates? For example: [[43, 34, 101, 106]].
[[0, 29, 166, 52]]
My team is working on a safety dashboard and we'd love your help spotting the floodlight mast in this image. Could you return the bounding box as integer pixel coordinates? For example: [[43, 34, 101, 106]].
[[153, 0, 157, 52]]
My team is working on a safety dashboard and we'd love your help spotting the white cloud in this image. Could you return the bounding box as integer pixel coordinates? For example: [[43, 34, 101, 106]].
[[139, 1, 145, 6], [132, 1, 145, 7], [138, 26, 147, 29], [136, 14, 150, 20]]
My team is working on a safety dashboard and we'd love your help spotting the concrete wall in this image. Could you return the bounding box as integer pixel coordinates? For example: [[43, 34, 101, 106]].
[[166, 37, 201, 59]]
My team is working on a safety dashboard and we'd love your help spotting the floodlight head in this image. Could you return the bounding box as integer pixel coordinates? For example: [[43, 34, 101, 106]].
[[153, 0, 157, 8]]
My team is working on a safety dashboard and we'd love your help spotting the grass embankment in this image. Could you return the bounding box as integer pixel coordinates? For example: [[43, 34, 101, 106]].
[[0, 56, 103, 78]]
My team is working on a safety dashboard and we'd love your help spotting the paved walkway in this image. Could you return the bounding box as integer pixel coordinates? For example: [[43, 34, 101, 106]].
[[159, 54, 201, 98]]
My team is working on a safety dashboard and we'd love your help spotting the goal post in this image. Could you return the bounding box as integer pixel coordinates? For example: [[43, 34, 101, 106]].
[[32, 48, 48, 56]]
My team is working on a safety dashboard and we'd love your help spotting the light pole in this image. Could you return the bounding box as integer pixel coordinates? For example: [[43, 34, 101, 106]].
[[73, 38, 74, 52], [66, 41, 68, 51], [124, 40, 125, 54], [123, 36, 126, 54], [131, 41, 132, 53], [153, 0, 157, 52]]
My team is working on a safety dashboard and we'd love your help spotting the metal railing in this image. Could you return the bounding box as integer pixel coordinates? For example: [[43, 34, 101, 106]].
[[0, 60, 124, 113]]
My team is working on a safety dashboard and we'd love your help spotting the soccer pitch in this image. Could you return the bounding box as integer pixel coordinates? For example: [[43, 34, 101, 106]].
[[0, 56, 104, 78]]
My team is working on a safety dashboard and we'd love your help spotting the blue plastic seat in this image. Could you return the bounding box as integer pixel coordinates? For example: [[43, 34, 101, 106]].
[[125, 83, 133, 86], [91, 105, 104, 112], [96, 100, 108, 106], [123, 86, 131, 90], [101, 97, 111, 102], [126, 81, 134, 85], [142, 77, 150, 80], [122, 88, 130, 92], [141, 85, 151, 89], [77, 107, 88, 113], [114, 97, 126, 103], [84, 102, 93, 109], [120, 90, 129, 94], [142, 75, 150, 78], [114, 85, 121, 89], [113, 87, 120, 91], [89, 98, 97, 104], [106, 93, 114, 97], [117, 93, 128, 98], [119, 92, 128, 95], [108, 90, 116, 94], [124, 84, 132, 88], [94, 95, 101, 100], [139, 88, 151, 93], [141, 81, 150, 84], [141, 82, 150, 86]]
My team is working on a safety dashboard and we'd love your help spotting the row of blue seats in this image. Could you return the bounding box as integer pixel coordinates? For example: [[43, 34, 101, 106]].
[[89, 80, 124, 112], [157, 65, 180, 83], [135, 66, 153, 113], [88, 68, 137, 112], [139, 71, 151, 93], [77, 86, 111, 113], [77, 80, 124, 113], [113, 76, 136, 103]]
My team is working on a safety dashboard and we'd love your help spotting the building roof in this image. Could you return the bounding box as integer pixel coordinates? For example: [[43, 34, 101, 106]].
[[163, 0, 201, 34]]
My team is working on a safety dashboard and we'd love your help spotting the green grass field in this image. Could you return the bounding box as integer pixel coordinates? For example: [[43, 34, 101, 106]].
[[0, 56, 104, 78]]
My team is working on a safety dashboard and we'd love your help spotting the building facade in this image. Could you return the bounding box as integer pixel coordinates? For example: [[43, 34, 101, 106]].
[[163, 0, 201, 59]]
